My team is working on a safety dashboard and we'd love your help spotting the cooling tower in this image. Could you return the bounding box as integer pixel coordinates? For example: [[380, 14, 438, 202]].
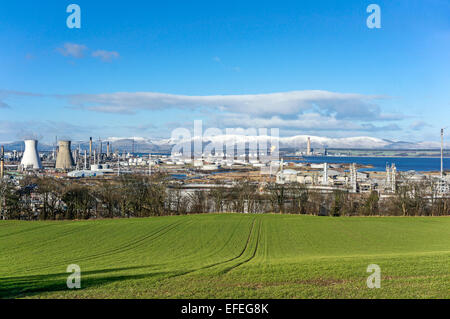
[[21, 139, 43, 170], [55, 140, 75, 170]]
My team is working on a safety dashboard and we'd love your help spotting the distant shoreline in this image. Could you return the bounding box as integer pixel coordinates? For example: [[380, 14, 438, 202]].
[[303, 155, 450, 159]]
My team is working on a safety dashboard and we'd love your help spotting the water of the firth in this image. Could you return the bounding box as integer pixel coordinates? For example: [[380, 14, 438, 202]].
[[296, 156, 450, 172]]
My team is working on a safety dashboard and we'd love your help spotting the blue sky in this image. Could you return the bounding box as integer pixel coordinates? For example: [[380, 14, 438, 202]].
[[0, 0, 449, 143]]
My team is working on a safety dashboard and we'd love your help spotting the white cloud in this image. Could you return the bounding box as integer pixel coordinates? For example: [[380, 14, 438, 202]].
[[0, 120, 109, 143], [65, 90, 398, 122], [0, 90, 43, 109], [213, 113, 401, 133], [410, 120, 431, 131], [56, 44, 119, 62], [0, 89, 411, 140], [57, 43, 87, 58], [92, 50, 120, 62]]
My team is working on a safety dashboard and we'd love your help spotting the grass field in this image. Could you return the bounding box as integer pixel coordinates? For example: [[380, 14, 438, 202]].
[[1, 214, 449, 299]]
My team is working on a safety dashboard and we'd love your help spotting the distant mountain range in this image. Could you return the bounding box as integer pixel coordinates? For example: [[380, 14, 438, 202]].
[[1, 135, 448, 152]]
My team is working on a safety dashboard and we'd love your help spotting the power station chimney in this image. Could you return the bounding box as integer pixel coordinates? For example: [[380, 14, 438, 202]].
[[350, 163, 357, 193], [21, 139, 43, 170], [391, 163, 397, 193], [55, 140, 75, 170], [306, 137, 311, 156], [89, 137, 93, 164], [441, 128, 444, 179], [117, 155, 120, 176], [106, 142, 110, 158], [386, 163, 391, 190], [0, 145, 4, 179], [322, 162, 328, 185]]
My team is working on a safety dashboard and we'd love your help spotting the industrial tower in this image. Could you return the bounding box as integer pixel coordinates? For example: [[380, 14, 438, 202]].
[[438, 128, 449, 195], [55, 140, 75, 170], [306, 137, 311, 156], [0, 145, 4, 178], [21, 139, 43, 170]]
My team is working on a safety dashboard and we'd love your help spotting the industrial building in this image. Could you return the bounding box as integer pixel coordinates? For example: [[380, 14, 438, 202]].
[[20, 139, 42, 170], [55, 140, 75, 170]]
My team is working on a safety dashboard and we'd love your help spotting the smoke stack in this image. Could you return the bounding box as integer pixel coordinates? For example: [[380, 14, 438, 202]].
[[106, 142, 110, 158], [55, 140, 75, 170], [21, 140, 43, 170], [441, 128, 444, 179], [323, 162, 328, 185], [89, 137, 93, 164], [307, 137, 311, 156], [0, 145, 4, 179]]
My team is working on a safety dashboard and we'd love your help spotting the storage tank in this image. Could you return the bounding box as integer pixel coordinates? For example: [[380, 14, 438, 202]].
[[20, 139, 42, 170]]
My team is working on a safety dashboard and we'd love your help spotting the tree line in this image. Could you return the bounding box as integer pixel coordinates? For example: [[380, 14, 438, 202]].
[[0, 174, 448, 220]]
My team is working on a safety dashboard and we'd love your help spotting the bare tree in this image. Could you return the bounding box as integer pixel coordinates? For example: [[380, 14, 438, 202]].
[[265, 182, 286, 214]]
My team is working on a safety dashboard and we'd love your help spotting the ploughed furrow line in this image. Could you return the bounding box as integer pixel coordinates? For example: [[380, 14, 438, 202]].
[[13, 224, 99, 251], [20, 219, 186, 274], [0, 224, 56, 239], [87, 219, 191, 259]]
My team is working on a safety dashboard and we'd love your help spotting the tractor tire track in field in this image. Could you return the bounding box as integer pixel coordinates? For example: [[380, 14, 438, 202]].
[[219, 218, 262, 274], [162, 216, 262, 280], [199, 217, 258, 272], [193, 215, 247, 263], [21, 219, 187, 274]]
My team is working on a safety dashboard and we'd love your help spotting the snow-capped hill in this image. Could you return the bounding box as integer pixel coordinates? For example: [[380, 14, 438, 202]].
[[170, 134, 389, 149], [106, 137, 148, 143], [278, 135, 389, 149], [2, 135, 448, 152]]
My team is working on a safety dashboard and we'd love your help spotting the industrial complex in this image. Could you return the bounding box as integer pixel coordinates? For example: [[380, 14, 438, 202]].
[[0, 130, 449, 220]]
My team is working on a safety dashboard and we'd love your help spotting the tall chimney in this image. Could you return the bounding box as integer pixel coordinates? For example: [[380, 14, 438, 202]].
[[106, 142, 110, 158], [0, 145, 4, 179], [307, 137, 311, 156], [89, 137, 93, 164], [441, 128, 444, 179], [55, 140, 75, 170], [322, 162, 328, 185]]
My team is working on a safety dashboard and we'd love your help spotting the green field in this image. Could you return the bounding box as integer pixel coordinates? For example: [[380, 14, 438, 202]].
[[1, 214, 449, 299]]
